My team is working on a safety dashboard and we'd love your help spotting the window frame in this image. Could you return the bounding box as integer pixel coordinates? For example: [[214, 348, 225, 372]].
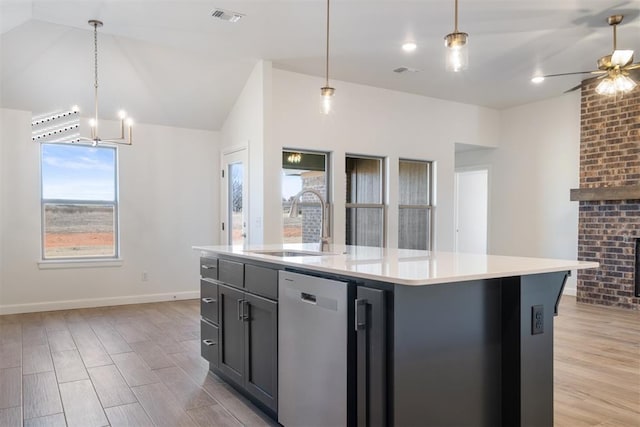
[[40, 142, 120, 261], [398, 158, 434, 251], [281, 149, 332, 244], [345, 154, 386, 247]]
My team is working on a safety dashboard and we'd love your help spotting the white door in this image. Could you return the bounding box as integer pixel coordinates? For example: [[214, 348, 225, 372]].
[[454, 168, 488, 254], [221, 149, 249, 245]]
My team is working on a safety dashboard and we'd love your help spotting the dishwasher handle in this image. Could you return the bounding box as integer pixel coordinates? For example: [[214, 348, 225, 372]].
[[301, 292, 317, 304]]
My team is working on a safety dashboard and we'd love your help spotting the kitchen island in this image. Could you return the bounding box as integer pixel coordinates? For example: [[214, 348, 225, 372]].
[[193, 244, 598, 427]]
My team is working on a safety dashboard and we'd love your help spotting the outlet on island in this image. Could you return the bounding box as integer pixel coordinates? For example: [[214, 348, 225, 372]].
[[531, 305, 544, 335]]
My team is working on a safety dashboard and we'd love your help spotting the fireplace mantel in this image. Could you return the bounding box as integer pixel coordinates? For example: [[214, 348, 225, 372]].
[[570, 185, 640, 202]]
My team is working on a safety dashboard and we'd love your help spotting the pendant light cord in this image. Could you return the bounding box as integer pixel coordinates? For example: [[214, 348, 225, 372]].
[[454, 0, 459, 33], [325, 0, 330, 87]]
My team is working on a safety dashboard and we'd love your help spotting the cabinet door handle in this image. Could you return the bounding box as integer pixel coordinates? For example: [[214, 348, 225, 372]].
[[355, 299, 368, 331], [201, 297, 216, 304], [201, 265, 211, 269], [242, 300, 250, 321], [202, 339, 216, 346], [237, 299, 244, 320]]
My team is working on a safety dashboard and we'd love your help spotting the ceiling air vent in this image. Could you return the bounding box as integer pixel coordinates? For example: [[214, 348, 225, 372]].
[[211, 8, 245, 23], [393, 67, 420, 73]]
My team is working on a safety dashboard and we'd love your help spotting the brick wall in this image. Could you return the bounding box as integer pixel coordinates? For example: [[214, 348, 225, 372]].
[[577, 80, 640, 309], [300, 173, 326, 243]]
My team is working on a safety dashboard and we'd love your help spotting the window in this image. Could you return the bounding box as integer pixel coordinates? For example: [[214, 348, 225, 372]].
[[346, 155, 385, 247], [41, 143, 118, 259], [398, 159, 434, 250], [282, 150, 330, 243]]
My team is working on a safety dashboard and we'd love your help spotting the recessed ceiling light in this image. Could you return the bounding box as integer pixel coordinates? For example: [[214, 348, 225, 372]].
[[402, 42, 417, 52], [531, 76, 545, 84]]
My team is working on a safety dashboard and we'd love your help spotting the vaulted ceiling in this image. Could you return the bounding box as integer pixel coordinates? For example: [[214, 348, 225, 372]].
[[1, 0, 639, 130]]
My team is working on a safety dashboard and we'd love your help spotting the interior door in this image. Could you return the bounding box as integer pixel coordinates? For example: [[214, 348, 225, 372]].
[[454, 168, 489, 254], [221, 148, 249, 245]]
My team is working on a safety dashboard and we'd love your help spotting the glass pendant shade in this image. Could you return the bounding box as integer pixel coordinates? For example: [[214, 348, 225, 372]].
[[320, 87, 335, 115], [445, 32, 469, 72], [595, 74, 637, 96]]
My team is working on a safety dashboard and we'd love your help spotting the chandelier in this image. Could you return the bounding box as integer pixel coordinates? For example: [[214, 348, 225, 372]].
[[78, 20, 133, 146]]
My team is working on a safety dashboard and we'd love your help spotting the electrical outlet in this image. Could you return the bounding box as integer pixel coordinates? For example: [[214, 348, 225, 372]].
[[142, 271, 148, 282], [531, 305, 544, 335]]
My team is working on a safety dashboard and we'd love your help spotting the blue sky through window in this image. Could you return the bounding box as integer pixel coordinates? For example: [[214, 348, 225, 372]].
[[42, 144, 116, 201]]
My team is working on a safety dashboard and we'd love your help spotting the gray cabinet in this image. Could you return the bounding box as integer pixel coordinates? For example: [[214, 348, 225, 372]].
[[243, 293, 278, 411], [218, 284, 246, 385], [218, 283, 278, 413], [200, 257, 279, 416]]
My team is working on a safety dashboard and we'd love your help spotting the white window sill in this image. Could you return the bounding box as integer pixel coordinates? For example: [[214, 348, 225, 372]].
[[38, 259, 124, 270]]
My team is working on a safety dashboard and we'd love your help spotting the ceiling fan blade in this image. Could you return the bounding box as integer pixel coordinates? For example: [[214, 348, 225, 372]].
[[542, 70, 601, 78], [611, 49, 634, 67], [562, 75, 604, 93], [564, 83, 584, 93], [624, 62, 640, 70]]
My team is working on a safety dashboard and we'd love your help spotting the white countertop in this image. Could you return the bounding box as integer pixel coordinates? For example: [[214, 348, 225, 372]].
[[192, 244, 599, 286]]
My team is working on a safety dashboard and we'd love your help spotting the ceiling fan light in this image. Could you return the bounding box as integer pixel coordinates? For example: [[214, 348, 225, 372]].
[[531, 76, 545, 84], [614, 74, 637, 92], [445, 32, 468, 72], [595, 78, 616, 96]]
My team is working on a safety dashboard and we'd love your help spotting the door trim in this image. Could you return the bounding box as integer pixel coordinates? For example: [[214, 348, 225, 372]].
[[221, 147, 249, 245]]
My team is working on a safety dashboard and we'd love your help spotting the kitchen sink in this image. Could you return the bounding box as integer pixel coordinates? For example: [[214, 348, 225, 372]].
[[249, 250, 336, 258]]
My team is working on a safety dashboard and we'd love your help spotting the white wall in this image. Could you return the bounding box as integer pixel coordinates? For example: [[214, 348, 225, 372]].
[[270, 69, 500, 250], [0, 110, 5, 304], [0, 108, 220, 314], [220, 61, 275, 244], [455, 92, 581, 293]]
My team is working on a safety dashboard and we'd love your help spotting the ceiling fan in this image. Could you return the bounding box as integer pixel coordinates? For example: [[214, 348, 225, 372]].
[[532, 15, 640, 95]]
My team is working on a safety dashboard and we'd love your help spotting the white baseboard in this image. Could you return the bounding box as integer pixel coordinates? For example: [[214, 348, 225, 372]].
[[0, 291, 200, 315], [563, 286, 577, 296]]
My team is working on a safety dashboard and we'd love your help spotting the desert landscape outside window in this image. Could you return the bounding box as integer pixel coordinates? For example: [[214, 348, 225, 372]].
[[41, 143, 118, 259]]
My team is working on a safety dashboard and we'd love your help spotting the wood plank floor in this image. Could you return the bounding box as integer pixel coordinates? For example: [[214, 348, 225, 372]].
[[0, 296, 638, 426]]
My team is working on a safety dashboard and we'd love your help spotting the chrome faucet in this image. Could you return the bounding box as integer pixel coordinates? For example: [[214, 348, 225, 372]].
[[289, 189, 330, 251]]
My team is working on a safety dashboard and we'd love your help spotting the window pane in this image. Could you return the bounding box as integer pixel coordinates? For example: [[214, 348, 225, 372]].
[[399, 160, 430, 205], [399, 208, 430, 250], [346, 157, 382, 204], [42, 144, 116, 201], [43, 203, 115, 258], [282, 152, 328, 244], [346, 207, 383, 247]]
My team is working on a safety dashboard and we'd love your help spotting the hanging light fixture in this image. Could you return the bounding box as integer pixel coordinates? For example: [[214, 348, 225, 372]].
[[78, 20, 133, 146], [320, 0, 335, 115], [444, 0, 469, 72], [595, 15, 638, 96]]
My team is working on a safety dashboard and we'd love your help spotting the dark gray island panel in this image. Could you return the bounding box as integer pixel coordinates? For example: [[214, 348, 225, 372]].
[[393, 271, 567, 427]]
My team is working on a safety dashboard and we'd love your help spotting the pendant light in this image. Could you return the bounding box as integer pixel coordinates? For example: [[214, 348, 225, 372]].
[[320, 0, 335, 115], [444, 0, 469, 72], [78, 20, 133, 146]]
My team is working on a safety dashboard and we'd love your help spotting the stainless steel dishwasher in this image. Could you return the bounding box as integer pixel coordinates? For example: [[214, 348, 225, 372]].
[[278, 270, 348, 427]]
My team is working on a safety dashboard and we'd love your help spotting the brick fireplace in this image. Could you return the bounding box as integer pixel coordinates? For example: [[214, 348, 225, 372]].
[[573, 81, 640, 310]]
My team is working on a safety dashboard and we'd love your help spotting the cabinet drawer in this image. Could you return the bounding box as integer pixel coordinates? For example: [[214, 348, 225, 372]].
[[245, 264, 278, 300], [201, 319, 219, 367], [219, 259, 244, 288], [200, 258, 218, 280], [201, 280, 218, 323]]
